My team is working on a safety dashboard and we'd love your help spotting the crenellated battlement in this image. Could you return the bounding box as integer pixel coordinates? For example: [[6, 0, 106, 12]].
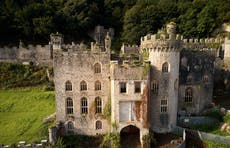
[[121, 43, 140, 54]]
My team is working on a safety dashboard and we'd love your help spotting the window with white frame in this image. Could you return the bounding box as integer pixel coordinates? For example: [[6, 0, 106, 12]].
[[81, 97, 88, 114], [160, 98, 168, 113], [66, 97, 73, 115], [95, 97, 102, 114], [80, 81, 87, 91]]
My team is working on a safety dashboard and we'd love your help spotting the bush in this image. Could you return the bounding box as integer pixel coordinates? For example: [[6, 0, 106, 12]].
[[99, 133, 120, 148], [224, 113, 230, 125]]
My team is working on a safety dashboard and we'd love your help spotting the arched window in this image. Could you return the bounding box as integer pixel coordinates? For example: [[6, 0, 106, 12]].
[[162, 62, 169, 73], [185, 87, 193, 103], [95, 97, 102, 114], [152, 80, 159, 94], [81, 97, 88, 114], [66, 97, 73, 115], [67, 121, 74, 135], [80, 81, 87, 91], [96, 120, 102, 130], [95, 81, 101, 91], [94, 63, 101, 73], [203, 75, 209, 83], [160, 97, 168, 113], [65, 81, 72, 91]]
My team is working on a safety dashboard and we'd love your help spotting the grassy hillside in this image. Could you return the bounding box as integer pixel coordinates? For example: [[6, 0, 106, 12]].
[[0, 87, 55, 145]]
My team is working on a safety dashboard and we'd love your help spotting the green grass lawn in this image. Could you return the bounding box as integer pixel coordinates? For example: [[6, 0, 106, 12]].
[[0, 88, 55, 145]]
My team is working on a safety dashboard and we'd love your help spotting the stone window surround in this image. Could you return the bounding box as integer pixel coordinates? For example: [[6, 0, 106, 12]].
[[185, 87, 193, 103], [152, 80, 159, 94], [95, 80, 102, 91], [160, 97, 168, 113], [120, 82, 127, 93], [94, 62, 101, 73], [65, 80, 72, 91], [95, 120, 102, 130], [66, 97, 73, 115], [81, 97, 88, 114], [80, 80, 87, 91], [162, 62, 169, 73], [134, 81, 141, 93], [95, 97, 102, 114]]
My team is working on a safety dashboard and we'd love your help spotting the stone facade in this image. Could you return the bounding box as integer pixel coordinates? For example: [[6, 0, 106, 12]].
[[51, 23, 229, 147]]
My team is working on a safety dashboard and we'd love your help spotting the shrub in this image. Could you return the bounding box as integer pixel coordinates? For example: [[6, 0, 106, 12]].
[[99, 133, 120, 148]]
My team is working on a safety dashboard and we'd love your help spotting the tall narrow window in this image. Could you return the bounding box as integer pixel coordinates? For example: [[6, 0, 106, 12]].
[[81, 97, 88, 114], [134, 82, 141, 93], [67, 121, 74, 135], [80, 81, 87, 91], [187, 75, 192, 83], [152, 80, 159, 94], [95, 97, 102, 114], [160, 98, 168, 113], [120, 82, 126, 93], [96, 120, 102, 130], [65, 81, 72, 91], [94, 63, 101, 73], [95, 81, 101, 91], [162, 62, 169, 73], [66, 97, 73, 115], [185, 87, 193, 103], [203, 75, 209, 84]]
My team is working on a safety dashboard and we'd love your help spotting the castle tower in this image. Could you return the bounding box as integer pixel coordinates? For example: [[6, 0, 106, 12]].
[[50, 33, 63, 53], [140, 24, 181, 132]]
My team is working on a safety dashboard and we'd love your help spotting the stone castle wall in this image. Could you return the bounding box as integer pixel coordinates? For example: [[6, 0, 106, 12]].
[[53, 45, 111, 135], [0, 44, 52, 66]]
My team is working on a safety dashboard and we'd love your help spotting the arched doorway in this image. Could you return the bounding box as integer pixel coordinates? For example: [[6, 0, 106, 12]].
[[120, 125, 141, 148]]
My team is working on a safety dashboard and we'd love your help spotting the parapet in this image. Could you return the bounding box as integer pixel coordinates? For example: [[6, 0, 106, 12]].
[[121, 43, 139, 54]]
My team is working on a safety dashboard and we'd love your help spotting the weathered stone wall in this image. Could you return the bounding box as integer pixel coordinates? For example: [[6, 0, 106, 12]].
[[110, 61, 150, 146], [54, 46, 111, 135], [0, 44, 52, 66], [148, 50, 180, 132], [178, 50, 214, 115]]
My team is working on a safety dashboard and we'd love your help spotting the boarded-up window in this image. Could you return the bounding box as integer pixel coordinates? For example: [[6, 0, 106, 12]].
[[96, 120, 102, 130], [162, 62, 169, 73], [94, 63, 101, 73], [95, 81, 101, 91], [119, 101, 135, 122]]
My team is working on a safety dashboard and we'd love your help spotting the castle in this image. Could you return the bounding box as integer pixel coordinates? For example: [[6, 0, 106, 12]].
[[49, 22, 230, 146]]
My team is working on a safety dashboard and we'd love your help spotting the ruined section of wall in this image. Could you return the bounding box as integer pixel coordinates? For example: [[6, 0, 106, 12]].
[[178, 50, 214, 115], [0, 44, 52, 66], [53, 41, 111, 135]]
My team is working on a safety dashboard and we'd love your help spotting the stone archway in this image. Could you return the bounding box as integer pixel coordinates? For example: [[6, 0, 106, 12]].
[[120, 125, 141, 148]]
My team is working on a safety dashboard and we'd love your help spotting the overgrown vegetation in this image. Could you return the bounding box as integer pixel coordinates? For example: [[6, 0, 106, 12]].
[[204, 140, 230, 148], [0, 87, 55, 144], [103, 97, 111, 122], [63, 135, 103, 148], [99, 132, 120, 148], [0, 63, 53, 90], [142, 132, 156, 148]]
